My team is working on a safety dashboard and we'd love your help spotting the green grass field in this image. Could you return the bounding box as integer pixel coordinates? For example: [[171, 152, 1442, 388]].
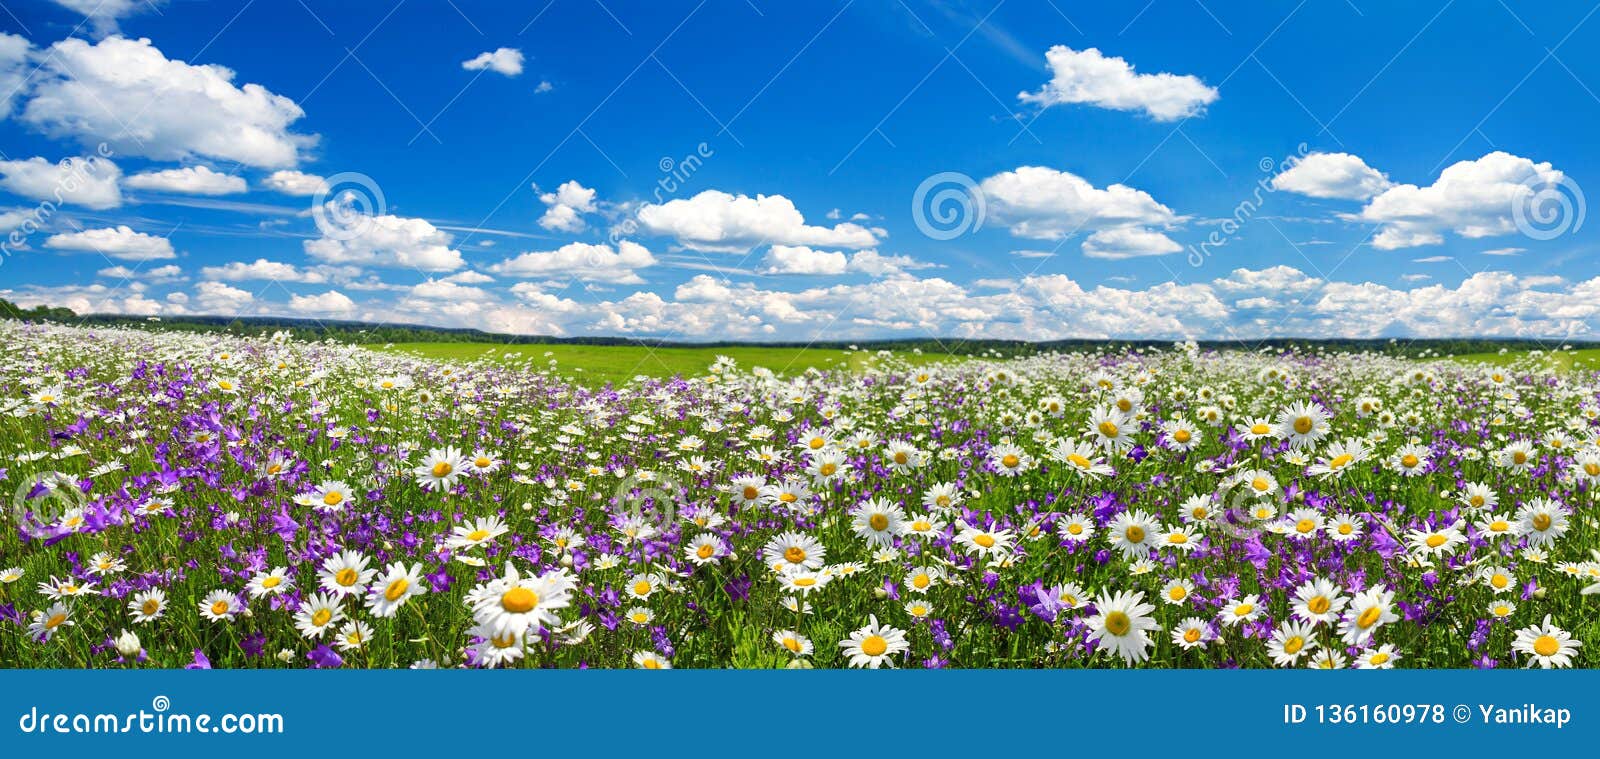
[[376, 342, 968, 386], [378, 342, 1600, 386], [1447, 348, 1600, 372]]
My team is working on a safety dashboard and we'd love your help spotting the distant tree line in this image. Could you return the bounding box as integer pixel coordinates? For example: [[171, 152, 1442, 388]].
[[1, 297, 1592, 358]]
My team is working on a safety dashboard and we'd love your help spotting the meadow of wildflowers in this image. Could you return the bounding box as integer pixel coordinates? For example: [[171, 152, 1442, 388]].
[[2, 321, 1596, 670]]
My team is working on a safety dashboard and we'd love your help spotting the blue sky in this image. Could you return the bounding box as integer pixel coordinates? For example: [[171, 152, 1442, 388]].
[[1, 0, 1597, 341]]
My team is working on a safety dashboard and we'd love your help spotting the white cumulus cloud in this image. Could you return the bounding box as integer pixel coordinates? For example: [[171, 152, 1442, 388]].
[[637, 190, 880, 252], [0, 155, 123, 209], [0, 33, 30, 118], [21, 36, 313, 168], [125, 165, 247, 195], [303, 206, 465, 272], [45, 226, 175, 260], [193, 280, 253, 313], [48, 0, 157, 36], [200, 258, 359, 284], [1082, 226, 1183, 259], [1271, 152, 1392, 200], [537, 180, 598, 232], [1358, 151, 1565, 250], [1020, 45, 1218, 121], [980, 166, 1181, 257], [262, 170, 327, 196], [761, 245, 848, 275], [97, 263, 182, 281], [462, 48, 524, 77], [489, 240, 656, 284], [289, 290, 357, 316]]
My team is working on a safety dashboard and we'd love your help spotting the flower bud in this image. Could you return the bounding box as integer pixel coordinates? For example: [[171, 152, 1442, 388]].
[[114, 629, 141, 658]]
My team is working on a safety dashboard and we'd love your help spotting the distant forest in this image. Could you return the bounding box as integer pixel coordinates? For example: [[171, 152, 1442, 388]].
[[2, 297, 1592, 358]]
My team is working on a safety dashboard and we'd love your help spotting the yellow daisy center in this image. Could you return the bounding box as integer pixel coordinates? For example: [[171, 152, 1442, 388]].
[[1533, 636, 1560, 657], [501, 587, 538, 613], [860, 635, 888, 657]]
